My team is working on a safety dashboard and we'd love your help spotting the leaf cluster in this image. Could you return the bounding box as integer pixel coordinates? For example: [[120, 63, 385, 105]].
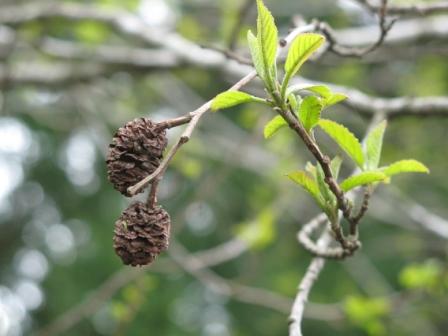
[[211, 0, 428, 230]]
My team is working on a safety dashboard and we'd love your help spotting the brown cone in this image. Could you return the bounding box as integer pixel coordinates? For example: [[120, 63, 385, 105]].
[[113, 202, 171, 266], [106, 118, 167, 196]]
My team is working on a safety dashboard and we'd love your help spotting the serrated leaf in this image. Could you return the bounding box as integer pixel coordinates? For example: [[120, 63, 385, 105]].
[[264, 115, 287, 139], [283, 34, 324, 89], [287, 171, 325, 209], [299, 96, 323, 131], [340, 171, 387, 192], [256, 0, 278, 82], [211, 91, 257, 111], [365, 120, 387, 170], [330, 156, 342, 180], [318, 119, 365, 168], [326, 93, 348, 106], [303, 85, 332, 98], [247, 30, 266, 81], [382, 159, 429, 177]]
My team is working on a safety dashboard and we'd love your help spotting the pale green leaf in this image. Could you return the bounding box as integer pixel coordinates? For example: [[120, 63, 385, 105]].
[[247, 30, 266, 81], [256, 0, 278, 78], [382, 159, 429, 177], [325, 93, 348, 106], [302, 85, 332, 98], [340, 171, 387, 192], [365, 120, 387, 170], [264, 115, 287, 139], [211, 91, 258, 111], [316, 165, 336, 206], [330, 156, 343, 180], [299, 96, 323, 131], [287, 171, 325, 209], [318, 119, 365, 168], [301, 86, 347, 107], [283, 34, 325, 89], [288, 93, 299, 112]]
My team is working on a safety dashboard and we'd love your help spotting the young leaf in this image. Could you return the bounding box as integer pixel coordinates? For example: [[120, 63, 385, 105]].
[[382, 159, 429, 177], [264, 115, 287, 139], [288, 93, 299, 112], [282, 34, 325, 93], [247, 30, 266, 81], [211, 91, 261, 111], [256, 0, 278, 84], [302, 85, 332, 98], [299, 96, 323, 131], [365, 120, 387, 170], [287, 171, 325, 209], [318, 119, 365, 168], [330, 156, 343, 180], [316, 165, 336, 206], [325, 93, 348, 107], [340, 171, 387, 192], [287, 84, 347, 107]]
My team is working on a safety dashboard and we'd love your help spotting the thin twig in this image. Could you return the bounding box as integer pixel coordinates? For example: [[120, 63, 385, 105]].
[[297, 215, 347, 259], [289, 229, 332, 336], [353, 0, 448, 16], [127, 70, 256, 196], [273, 105, 358, 252], [317, 0, 396, 57], [127, 22, 318, 196], [349, 186, 372, 234]]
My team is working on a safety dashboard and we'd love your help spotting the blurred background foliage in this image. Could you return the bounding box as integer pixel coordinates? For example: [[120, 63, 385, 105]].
[[0, 0, 447, 335]]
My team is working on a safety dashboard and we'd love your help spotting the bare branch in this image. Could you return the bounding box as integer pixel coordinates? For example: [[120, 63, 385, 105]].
[[354, 0, 448, 16], [126, 70, 256, 195], [297, 215, 348, 259], [289, 228, 332, 336], [316, 0, 397, 57]]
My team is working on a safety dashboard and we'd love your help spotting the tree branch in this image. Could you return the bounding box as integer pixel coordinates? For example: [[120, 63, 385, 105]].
[[353, 0, 448, 16], [317, 0, 397, 57], [289, 228, 332, 336]]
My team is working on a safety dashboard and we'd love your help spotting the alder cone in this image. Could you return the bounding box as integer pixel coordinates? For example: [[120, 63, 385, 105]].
[[106, 118, 167, 196], [113, 202, 171, 266]]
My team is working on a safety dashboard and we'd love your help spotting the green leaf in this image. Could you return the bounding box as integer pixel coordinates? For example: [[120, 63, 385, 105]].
[[256, 0, 278, 85], [299, 96, 323, 131], [316, 165, 336, 206], [264, 115, 287, 139], [382, 159, 429, 177], [247, 30, 266, 81], [326, 93, 348, 106], [330, 156, 343, 180], [340, 171, 387, 192], [287, 84, 347, 107], [288, 93, 299, 112], [282, 34, 325, 93], [318, 119, 365, 168], [301, 85, 332, 98], [287, 171, 325, 209], [365, 120, 387, 170], [211, 91, 259, 111]]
